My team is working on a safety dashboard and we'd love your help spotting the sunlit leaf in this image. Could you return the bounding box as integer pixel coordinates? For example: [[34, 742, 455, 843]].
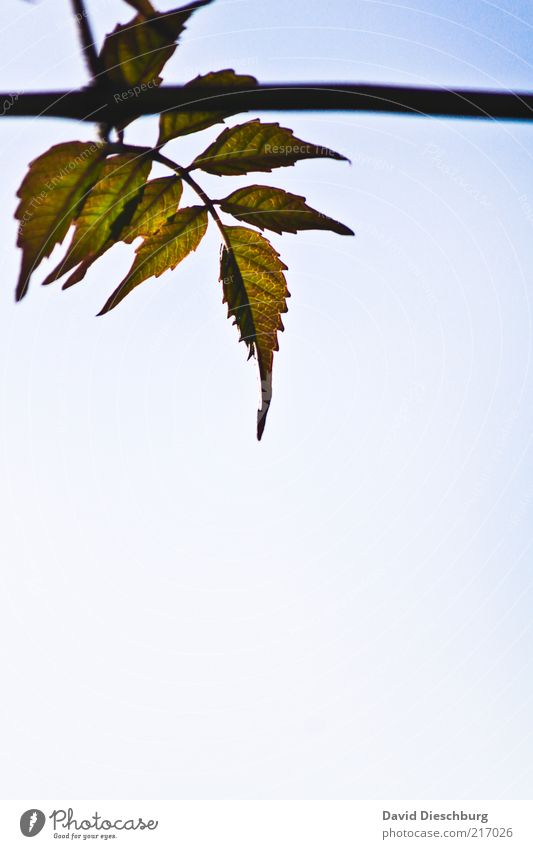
[[15, 141, 106, 300], [12, 4, 355, 442], [100, 0, 214, 88], [42, 152, 152, 288], [122, 176, 183, 243], [99, 205, 208, 313], [192, 119, 349, 176], [158, 69, 258, 144], [46, 176, 183, 289], [220, 184, 354, 235], [220, 226, 290, 439]]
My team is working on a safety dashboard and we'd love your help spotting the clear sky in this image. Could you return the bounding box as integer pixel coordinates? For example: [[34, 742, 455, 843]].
[[1, 0, 533, 799]]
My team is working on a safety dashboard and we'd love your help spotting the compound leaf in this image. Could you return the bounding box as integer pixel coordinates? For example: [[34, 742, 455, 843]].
[[12, 4, 356, 444], [42, 152, 152, 289], [220, 184, 354, 235], [99, 205, 208, 314], [15, 141, 106, 300], [192, 119, 349, 176], [158, 69, 258, 144], [100, 0, 214, 88], [220, 226, 290, 439]]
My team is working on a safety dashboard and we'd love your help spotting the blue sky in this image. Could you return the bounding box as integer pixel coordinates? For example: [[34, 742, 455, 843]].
[[1, 0, 533, 799]]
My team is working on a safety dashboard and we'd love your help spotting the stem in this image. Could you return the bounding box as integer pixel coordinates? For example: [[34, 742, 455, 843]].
[[154, 151, 231, 249], [110, 142, 232, 247], [70, 0, 105, 84]]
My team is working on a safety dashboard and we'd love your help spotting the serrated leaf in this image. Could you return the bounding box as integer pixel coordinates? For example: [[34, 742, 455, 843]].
[[100, 0, 214, 89], [220, 226, 290, 439], [42, 152, 152, 289], [158, 69, 258, 144], [220, 184, 354, 236], [122, 176, 183, 243], [99, 205, 208, 314], [48, 176, 183, 289], [192, 119, 349, 176], [15, 141, 106, 300]]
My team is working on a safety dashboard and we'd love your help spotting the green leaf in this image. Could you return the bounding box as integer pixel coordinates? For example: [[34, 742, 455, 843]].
[[219, 184, 354, 235], [158, 69, 258, 144], [219, 226, 290, 439], [47, 175, 183, 290], [122, 176, 183, 243], [70, 175, 183, 286], [41, 152, 152, 289], [100, 0, 214, 88], [99, 205, 208, 314], [192, 119, 349, 176], [15, 141, 106, 300]]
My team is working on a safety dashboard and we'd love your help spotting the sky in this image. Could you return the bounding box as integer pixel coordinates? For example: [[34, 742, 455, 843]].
[[1, 0, 533, 799]]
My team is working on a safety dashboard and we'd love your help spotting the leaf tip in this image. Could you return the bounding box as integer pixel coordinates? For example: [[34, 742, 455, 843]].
[[339, 223, 355, 236], [15, 271, 29, 302], [96, 301, 112, 317], [257, 371, 272, 441], [257, 412, 267, 440]]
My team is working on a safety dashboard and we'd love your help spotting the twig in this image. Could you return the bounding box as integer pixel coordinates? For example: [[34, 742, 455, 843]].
[[154, 151, 231, 248], [70, 0, 105, 84], [111, 142, 231, 247]]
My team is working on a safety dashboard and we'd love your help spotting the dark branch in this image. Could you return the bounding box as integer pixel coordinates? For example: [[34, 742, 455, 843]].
[[70, 0, 105, 84], [2, 83, 533, 123]]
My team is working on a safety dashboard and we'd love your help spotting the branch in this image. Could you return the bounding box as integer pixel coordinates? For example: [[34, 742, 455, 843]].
[[2, 83, 533, 122], [70, 0, 105, 84]]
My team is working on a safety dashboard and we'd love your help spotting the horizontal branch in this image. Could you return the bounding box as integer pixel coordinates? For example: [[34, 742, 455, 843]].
[[2, 83, 533, 122]]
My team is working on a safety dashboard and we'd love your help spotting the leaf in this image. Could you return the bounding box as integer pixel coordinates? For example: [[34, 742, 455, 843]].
[[42, 152, 152, 289], [64, 174, 183, 289], [122, 176, 183, 243], [47, 175, 183, 289], [122, 0, 156, 13], [158, 69, 258, 144], [15, 141, 106, 300], [192, 119, 349, 176], [219, 185, 354, 236], [99, 205, 208, 314], [219, 226, 290, 439], [100, 0, 214, 88]]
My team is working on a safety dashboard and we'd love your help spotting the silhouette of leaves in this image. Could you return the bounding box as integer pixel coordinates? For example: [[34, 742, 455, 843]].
[[100, 0, 214, 88], [220, 185, 354, 235], [99, 205, 208, 313], [158, 69, 258, 144], [192, 120, 349, 175], [15, 141, 106, 300], [220, 226, 290, 439], [13, 0, 354, 439], [41, 152, 152, 289]]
